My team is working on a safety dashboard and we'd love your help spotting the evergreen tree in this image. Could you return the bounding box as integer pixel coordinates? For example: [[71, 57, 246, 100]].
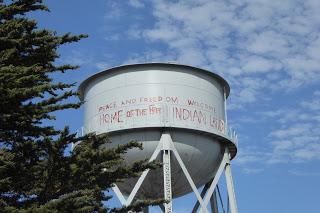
[[0, 1, 161, 212]]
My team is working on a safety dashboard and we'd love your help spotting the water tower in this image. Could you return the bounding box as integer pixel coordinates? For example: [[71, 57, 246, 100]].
[[79, 63, 238, 213]]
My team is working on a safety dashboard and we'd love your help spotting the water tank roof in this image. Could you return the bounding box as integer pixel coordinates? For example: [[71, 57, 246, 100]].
[[78, 62, 230, 101]]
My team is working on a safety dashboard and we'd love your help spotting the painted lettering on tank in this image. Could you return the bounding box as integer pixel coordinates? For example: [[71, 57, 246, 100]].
[[99, 110, 123, 125], [174, 107, 207, 125], [95, 95, 225, 134]]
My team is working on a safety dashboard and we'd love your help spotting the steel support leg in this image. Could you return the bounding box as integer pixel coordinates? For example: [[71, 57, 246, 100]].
[[112, 139, 162, 206], [210, 190, 218, 213], [192, 186, 219, 213], [160, 132, 208, 213], [191, 182, 211, 213], [171, 145, 208, 213], [163, 135, 173, 213], [200, 151, 228, 212], [112, 184, 127, 205], [159, 204, 165, 212], [225, 149, 238, 213], [142, 207, 149, 213], [112, 133, 238, 213]]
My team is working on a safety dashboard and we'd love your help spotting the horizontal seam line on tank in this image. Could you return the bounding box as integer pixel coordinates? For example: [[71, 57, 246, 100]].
[[83, 125, 228, 141], [84, 82, 224, 102]]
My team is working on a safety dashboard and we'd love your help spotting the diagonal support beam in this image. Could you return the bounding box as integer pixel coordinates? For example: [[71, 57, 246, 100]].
[[225, 148, 238, 213], [126, 140, 162, 206], [112, 184, 127, 205], [199, 148, 228, 213], [112, 139, 163, 206], [112, 133, 238, 213], [170, 143, 209, 213], [191, 181, 211, 213], [159, 204, 165, 212], [210, 190, 219, 213]]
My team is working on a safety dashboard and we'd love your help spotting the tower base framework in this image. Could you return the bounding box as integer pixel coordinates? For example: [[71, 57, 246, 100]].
[[112, 132, 238, 213]]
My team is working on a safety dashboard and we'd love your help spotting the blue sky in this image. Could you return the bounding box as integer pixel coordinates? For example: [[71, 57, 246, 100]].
[[33, 0, 320, 212]]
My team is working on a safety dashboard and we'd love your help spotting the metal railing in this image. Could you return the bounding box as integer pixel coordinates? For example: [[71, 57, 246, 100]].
[[76, 126, 85, 138], [226, 127, 238, 147], [70, 127, 86, 151]]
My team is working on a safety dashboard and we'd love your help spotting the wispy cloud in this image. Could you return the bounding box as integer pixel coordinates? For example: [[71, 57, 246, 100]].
[[104, 34, 121, 41], [269, 125, 311, 139], [301, 99, 320, 111], [58, 50, 92, 66], [234, 146, 269, 165], [104, 1, 123, 20], [242, 168, 264, 174], [125, 0, 320, 108], [289, 169, 320, 177], [128, 0, 145, 8], [123, 50, 176, 64], [99, 0, 320, 174], [263, 95, 320, 164], [95, 62, 109, 70], [233, 92, 320, 168]]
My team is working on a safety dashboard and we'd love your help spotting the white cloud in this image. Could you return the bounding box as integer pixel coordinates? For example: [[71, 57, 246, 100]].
[[123, 50, 176, 65], [234, 146, 269, 165], [289, 169, 320, 177], [246, 31, 290, 56], [95, 62, 109, 70], [100, 0, 320, 169], [242, 168, 264, 174], [129, 0, 145, 8], [269, 124, 311, 138], [260, 110, 286, 118], [125, 0, 320, 107], [104, 34, 121, 41], [104, 1, 123, 20], [270, 140, 293, 152], [235, 155, 261, 165], [262, 94, 320, 163], [314, 90, 320, 96], [127, 25, 143, 40], [144, 25, 180, 41], [301, 98, 320, 111], [234, 92, 320, 166], [59, 50, 92, 66], [293, 144, 320, 160], [242, 56, 282, 73], [237, 88, 256, 103]]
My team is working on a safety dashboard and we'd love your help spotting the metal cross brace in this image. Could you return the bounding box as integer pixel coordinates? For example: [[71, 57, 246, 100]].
[[199, 147, 238, 213], [112, 139, 163, 206], [200, 150, 228, 211], [112, 133, 238, 213], [224, 149, 238, 213]]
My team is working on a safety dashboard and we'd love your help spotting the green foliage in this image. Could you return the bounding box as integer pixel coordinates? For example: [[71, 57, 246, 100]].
[[0, 0, 162, 212]]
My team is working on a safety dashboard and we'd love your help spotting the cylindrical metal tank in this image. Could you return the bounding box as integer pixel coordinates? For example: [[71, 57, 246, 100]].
[[79, 63, 237, 199]]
